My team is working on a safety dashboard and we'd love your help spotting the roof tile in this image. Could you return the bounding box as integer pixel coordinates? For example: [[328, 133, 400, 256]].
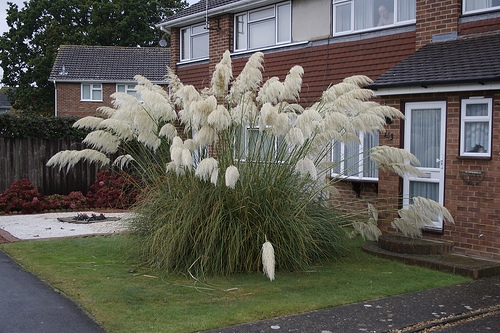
[[370, 33, 500, 89], [49, 45, 170, 82]]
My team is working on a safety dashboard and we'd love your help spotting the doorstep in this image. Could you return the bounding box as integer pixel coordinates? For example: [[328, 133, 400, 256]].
[[362, 241, 500, 279]]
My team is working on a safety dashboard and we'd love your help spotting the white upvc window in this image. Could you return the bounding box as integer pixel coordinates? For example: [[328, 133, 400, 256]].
[[333, 0, 416, 35], [81, 83, 102, 101], [460, 97, 492, 158], [463, 0, 500, 14], [180, 23, 209, 61], [234, 126, 284, 162], [331, 132, 379, 180], [116, 84, 140, 100], [234, 1, 291, 52]]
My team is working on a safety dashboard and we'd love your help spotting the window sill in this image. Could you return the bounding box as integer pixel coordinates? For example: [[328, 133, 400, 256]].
[[80, 100, 103, 103], [329, 177, 378, 197], [177, 57, 209, 66], [457, 155, 492, 161], [232, 41, 308, 57]]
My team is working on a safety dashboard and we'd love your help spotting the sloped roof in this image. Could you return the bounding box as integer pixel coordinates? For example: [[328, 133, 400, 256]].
[[49, 45, 170, 83], [370, 33, 500, 89], [163, 0, 240, 22]]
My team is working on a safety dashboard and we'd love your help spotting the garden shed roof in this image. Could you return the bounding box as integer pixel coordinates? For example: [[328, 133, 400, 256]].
[[49, 45, 170, 83]]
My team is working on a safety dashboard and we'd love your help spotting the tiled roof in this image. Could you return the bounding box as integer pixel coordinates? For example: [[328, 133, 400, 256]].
[[370, 33, 500, 89], [161, 0, 241, 23], [49, 45, 170, 83]]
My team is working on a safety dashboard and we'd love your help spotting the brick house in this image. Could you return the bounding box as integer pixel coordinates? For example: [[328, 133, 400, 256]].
[[49, 45, 170, 117], [158, 0, 500, 260]]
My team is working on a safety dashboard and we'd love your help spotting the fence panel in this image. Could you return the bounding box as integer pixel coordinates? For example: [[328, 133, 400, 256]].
[[0, 137, 100, 195]]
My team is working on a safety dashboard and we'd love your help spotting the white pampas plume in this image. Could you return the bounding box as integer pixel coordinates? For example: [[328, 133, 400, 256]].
[[82, 130, 120, 154], [208, 105, 231, 131], [159, 123, 178, 141], [194, 125, 218, 147], [73, 116, 104, 130], [282, 65, 304, 101], [210, 50, 232, 98], [195, 157, 219, 183], [98, 119, 133, 141], [370, 146, 425, 178], [113, 154, 134, 169], [230, 51, 264, 100], [295, 158, 317, 180], [262, 238, 275, 281], [285, 127, 305, 148], [225, 165, 239, 189], [257, 77, 284, 105]]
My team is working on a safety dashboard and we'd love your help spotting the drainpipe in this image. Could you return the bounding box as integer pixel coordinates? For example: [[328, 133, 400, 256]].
[[52, 80, 57, 116]]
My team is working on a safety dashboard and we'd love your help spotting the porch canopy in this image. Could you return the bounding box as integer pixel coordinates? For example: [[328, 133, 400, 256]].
[[369, 32, 500, 95]]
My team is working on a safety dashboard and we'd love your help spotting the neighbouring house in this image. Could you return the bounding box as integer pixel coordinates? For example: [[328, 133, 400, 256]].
[[49, 45, 170, 117], [158, 0, 500, 260], [0, 87, 13, 114]]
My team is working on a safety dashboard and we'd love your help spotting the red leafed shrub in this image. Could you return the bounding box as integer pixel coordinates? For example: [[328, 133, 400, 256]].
[[44, 191, 88, 210], [0, 179, 45, 213], [86, 170, 141, 209]]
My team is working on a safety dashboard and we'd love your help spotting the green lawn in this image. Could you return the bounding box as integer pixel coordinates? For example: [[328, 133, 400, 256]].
[[0, 235, 470, 333]]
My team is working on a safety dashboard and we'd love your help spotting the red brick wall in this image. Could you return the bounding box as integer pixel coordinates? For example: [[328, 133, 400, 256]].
[[377, 91, 500, 260], [228, 31, 416, 106], [56, 83, 115, 117], [416, 0, 460, 49], [459, 16, 500, 35], [209, 14, 233, 77]]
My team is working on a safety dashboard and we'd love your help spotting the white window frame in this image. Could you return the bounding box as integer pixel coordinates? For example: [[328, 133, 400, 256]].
[[330, 131, 379, 181], [234, 125, 284, 162], [460, 97, 492, 158], [463, 0, 500, 15], [81, 83, 102, 102], [180, 23, 209, 62], [116, 84, 140, 100], [234, 1, 292, 52], [333, 0, 416, 36]]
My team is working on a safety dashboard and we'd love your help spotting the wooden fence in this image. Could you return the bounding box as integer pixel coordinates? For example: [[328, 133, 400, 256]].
[[0, 137, 100, 195]]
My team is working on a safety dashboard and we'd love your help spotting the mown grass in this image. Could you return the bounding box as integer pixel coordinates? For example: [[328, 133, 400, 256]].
[[0, 235, 470, 333]]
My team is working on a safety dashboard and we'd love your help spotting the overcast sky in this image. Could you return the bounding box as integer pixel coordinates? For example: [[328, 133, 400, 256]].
[[0, 0, 199, 83]]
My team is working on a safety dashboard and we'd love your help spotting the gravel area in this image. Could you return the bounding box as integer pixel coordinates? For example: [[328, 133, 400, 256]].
[[0, 211, 134, 240]]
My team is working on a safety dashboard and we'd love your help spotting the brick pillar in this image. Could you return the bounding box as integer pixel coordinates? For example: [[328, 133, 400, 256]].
[[208, 14, 233, 77], [416, 0, 461, 49], [170, 27, 180, 73]]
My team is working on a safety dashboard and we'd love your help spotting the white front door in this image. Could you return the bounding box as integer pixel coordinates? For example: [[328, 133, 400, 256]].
[[403, 101, 446, 231]]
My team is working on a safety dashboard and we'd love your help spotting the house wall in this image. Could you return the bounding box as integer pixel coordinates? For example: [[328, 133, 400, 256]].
[[416, 0, 460, 49], [56, 83, 115, 117], [167, 0, 500, 259], [377, 91, 500, 260]]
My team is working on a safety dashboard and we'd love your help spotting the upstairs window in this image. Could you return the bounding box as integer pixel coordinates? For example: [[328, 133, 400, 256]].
[[460, 97, 492, 158], [180, 23, 209, 61], [234, 2, 291, 52], [463, 0, 500, 14], [81, 84, 102, 102], [334, 0, 415, 35], [116, 84, 139, 100], [331, 132, 379, 181]]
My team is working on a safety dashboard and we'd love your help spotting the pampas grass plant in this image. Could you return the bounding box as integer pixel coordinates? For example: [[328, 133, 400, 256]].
[[49, 50, 452, 279]]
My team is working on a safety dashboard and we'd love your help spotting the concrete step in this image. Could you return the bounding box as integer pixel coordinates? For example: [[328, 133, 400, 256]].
[[363, 241, 500, 279]]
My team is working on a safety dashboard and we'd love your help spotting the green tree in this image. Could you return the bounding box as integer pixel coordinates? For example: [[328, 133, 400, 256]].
[[0, 0, 187, 116]]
